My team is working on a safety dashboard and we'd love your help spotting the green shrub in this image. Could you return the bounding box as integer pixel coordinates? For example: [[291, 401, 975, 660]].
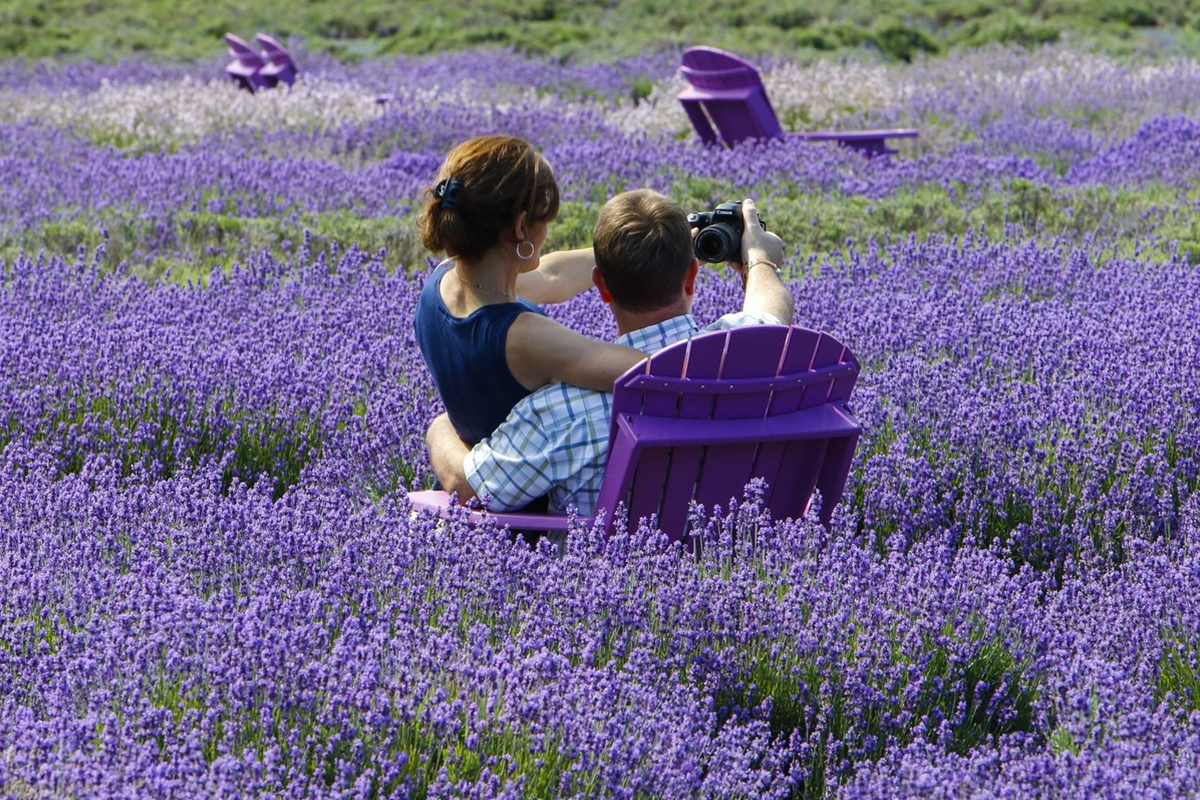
[[0, 0, 1193, 62], [874, 20, 943, 61], [767, 3, 819, 30], [954, 14, 1061, 49], [792, 27, 841, 51]]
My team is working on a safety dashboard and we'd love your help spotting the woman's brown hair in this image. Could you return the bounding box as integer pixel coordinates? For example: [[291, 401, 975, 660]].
[[418, 135, 560, 263]]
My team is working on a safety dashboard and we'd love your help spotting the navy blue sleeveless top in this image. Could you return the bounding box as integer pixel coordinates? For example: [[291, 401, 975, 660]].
[[414, 260, 546, 445]]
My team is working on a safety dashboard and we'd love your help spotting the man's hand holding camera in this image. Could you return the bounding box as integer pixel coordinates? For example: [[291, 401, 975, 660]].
[[688, 197, 785, 277], [732, 198, 785, 284], [688, 196, 792, 322]]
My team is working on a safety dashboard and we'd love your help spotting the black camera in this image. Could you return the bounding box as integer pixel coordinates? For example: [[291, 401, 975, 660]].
[[687, 201, 762, 263]]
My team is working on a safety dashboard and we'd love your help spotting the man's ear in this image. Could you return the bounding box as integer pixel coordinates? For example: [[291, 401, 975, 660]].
[[683, 258, 700, 297], [592, 266, 613, 303]]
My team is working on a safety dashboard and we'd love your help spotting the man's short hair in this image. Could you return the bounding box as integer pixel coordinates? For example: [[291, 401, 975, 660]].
[[593, 189, 693, 312]]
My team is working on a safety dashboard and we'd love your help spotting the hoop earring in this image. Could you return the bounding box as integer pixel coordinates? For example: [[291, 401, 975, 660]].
[[516, 240, 536, 260]]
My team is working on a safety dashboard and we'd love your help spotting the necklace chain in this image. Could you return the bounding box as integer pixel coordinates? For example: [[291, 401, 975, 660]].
[[452, 268, 515, 302]]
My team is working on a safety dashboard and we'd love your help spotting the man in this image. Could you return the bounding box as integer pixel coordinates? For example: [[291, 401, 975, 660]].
[[424, 190, 794, 515]]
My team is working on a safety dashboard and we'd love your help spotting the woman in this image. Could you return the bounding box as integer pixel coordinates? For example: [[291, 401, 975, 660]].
[[415, 135, 644, 446]]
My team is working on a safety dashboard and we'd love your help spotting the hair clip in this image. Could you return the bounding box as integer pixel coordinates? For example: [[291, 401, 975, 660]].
[[434, 178, 463, 210]]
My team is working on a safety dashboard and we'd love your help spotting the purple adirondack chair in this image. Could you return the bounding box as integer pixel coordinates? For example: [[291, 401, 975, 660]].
[[225, 33, 267, 92], [408, 325, 862, 544], [678, 46, 918, 157], [255, 33, 298, 88]]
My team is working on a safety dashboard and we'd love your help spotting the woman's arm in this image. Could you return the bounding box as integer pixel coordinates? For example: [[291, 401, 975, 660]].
[[506, 313, 646, 392], [514, 248, 596, 305]]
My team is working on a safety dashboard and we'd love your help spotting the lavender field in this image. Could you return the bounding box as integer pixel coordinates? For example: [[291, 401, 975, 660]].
[[4, 44, 1200, 798]]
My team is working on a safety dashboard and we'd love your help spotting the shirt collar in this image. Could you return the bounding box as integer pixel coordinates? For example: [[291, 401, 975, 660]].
[[616, 314, 700, 353]]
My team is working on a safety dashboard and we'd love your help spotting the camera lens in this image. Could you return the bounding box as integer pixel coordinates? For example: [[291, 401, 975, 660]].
[[693, 223, 738, 263]]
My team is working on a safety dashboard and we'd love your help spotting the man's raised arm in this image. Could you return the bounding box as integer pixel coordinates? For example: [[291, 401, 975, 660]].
[[731, 198, 794, 325]]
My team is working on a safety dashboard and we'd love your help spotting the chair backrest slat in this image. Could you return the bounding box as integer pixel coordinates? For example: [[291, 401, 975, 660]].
[[810, 333, 854, 406], [768, 327, 823, 413], [608, 343, 686, 461], [681, 47, 757, 72], [673, 333, 722, 418], [710, 325, 788, 419], [679, 65, 761, 91], [654, 443, 706, 536], [626, 447, 674, 527], [744, 439, 794, 503], [254, 33, 298, 87], [225, 33, 263, 63], [623, 361, 856, 398], [225, 33, 267, 91]]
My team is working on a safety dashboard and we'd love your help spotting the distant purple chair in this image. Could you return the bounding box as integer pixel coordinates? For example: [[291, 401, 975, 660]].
[[409, 325, 862, 544], [255, 33, 298, 88], [678, 46, 918, 157], [225, 33, 268, 92]]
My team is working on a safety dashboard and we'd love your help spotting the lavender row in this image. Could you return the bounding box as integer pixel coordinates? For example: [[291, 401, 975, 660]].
[[3, 227, 1196, 563], [0, 241, 438, 499], [4, 446, 1199, 798], [4, 116, 1200, 280], [6, 46, 1198, 142], [0, 47, 679, 99], [4, 47, 1200, 248]]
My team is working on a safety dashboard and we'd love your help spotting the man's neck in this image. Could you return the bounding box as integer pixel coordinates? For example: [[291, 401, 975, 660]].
[[612, 297, 692, 337]]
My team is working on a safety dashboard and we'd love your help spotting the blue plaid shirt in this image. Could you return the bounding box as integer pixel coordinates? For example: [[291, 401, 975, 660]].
[[464, 311, 781, 515]]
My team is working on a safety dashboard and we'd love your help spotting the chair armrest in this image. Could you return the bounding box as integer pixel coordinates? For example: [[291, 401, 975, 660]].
[[615, 402, 861, 450]]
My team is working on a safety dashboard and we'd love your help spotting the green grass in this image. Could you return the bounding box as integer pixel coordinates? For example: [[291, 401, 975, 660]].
[[5, 182, 1193, 288], [668, 178, 1193, 264], [3, 0, 1200, 63], [1, 209, 427, 285]]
